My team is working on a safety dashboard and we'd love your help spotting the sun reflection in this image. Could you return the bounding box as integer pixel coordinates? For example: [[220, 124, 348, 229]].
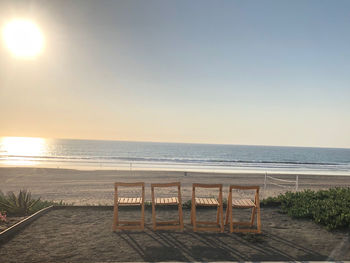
[[0, 137, 47, 166]]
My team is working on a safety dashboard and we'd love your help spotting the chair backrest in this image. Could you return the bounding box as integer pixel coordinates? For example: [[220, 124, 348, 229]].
[[114, 182, 145, 200], [228, 185, 259, 204], [192, 183, 223, 200], [151, 182, 182, 201]]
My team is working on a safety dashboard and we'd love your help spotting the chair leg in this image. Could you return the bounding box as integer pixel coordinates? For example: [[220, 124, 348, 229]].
[[229, 206, 233, 233], [225, 192, 231, 226], [192, 204, 197, 232], [220, 204, 224, 232], [178, 203, 184, 231], [250, 207, 256, 226], [257, 206, 261, 233], [216, 206, 220, 224], [141, 203, 145, 230], [152, 202, 156, 230], [112, 192, 119, 231], [112, 205, 118, 231], [190, 204, 193, 225]]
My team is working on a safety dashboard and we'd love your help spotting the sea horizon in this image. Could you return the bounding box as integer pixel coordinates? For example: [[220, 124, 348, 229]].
[[1, 136, 349, 175], [3, 135, 350, 149]]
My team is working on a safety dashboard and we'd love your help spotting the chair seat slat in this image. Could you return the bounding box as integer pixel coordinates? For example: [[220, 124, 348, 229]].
[[155, 197, 179, 204], [118, 197, 142, 204], [195, 197, 219, 206], [232, 198, 255, 208]]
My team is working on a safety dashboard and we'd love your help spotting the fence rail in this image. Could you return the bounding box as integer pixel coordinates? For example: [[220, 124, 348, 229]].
[[264, 172, 299, 191]]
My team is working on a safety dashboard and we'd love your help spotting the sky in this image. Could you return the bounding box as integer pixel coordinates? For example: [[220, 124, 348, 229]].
[[0, 0, 349, 148]]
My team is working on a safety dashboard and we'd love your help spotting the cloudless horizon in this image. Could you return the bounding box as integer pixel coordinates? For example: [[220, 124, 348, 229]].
[[1, 135, 350, 150], [1, 0, 350, 148]]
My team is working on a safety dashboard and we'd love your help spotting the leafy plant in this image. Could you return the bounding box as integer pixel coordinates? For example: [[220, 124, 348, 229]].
[[261, 187, 350, 230], [0, 190, 41, 216], [0, 189, 69, 216], [182, 199, 192, 209]]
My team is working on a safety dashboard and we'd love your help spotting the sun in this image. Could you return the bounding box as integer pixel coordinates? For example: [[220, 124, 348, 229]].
[[2, 19, 44, 58]]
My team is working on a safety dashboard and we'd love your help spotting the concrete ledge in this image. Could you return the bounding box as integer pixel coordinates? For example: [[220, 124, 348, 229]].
[[0, 205, 53, 244], [99, 262, 350, 263], [53, 205, 114, 210]]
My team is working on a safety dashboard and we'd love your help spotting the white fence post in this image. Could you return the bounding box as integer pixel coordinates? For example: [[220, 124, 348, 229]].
[[296, 175, 299, 191]]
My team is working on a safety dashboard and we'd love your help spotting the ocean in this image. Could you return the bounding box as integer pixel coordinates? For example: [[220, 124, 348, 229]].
[[0, 137, 350, 175]]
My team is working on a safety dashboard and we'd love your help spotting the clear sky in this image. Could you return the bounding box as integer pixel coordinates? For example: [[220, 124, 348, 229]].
[[0, 0, 349, 148]]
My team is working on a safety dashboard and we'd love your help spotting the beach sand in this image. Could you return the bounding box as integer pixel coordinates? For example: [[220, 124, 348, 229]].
[[1, 167, 350, 262], [0, 167, 349, 205], [0, 207, 349, 261]]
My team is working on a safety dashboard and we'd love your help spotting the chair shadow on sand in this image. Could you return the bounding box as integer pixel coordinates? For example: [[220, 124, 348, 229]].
[[115, 226, 326, 262]]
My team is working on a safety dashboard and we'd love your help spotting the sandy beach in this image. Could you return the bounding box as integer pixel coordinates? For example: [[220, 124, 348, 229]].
[[0, 167, 349, 205], [1, 167, 350, 262], [1, 206, 349, 262]]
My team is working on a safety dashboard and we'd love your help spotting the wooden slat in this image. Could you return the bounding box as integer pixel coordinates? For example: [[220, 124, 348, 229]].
[[193, 183, 222, 189], [151, 182, 180, 188], [232, 199, 255, 208], [115, 182, 144, 187], [195, 198, 219, 206], [155, 197, 179, 204], [118, 197, 142, 204], [229, 185, 259, 190]]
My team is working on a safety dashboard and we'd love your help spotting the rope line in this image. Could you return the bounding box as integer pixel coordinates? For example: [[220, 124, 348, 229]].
[[269, 182, 295, 188], [266, 176, 296, 184]]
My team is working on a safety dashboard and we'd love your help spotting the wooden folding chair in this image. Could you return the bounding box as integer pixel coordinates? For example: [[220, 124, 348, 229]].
[[191, 183, 224, 232], [151, 182, 184, 231], [225, 185, 261, 233], [112, 182, 145, 231]]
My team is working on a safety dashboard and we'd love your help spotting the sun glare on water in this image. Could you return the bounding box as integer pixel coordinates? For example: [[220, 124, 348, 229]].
[[0, 137, 47, 166], [2, 19, 44, 58]]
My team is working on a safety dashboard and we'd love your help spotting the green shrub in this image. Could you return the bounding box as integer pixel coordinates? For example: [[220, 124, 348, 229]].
[[182, 199, 192, 209], [261, 187, 350, 230], [0, 190, 40, 216], [0, 189, 68, 216]]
